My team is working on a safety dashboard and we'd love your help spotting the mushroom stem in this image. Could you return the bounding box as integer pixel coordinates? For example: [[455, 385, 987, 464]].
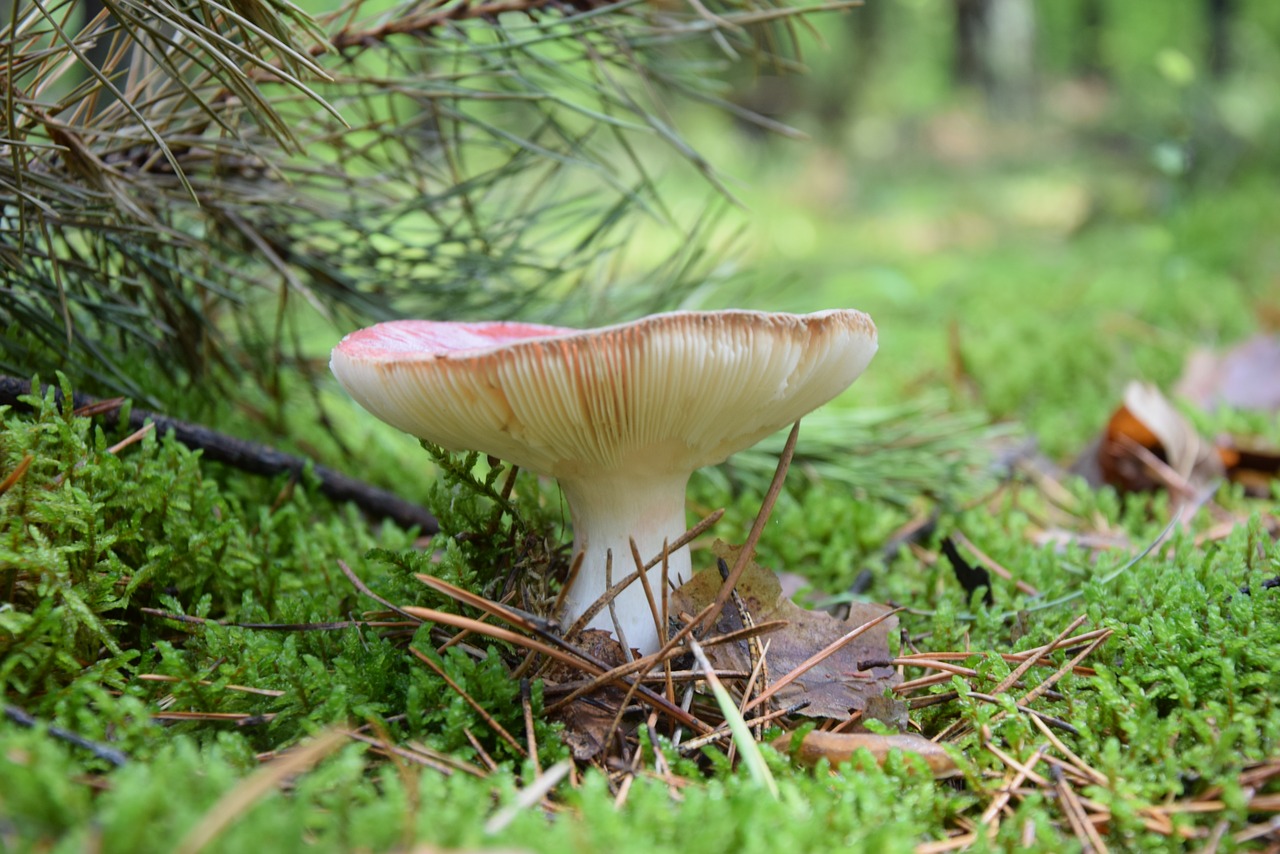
[[558, 470, 693, 654]]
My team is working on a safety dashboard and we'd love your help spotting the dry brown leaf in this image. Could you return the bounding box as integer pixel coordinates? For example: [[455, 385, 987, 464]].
[[543, 629, 629, 761], [670, 541, 899, 720], [772, 730, 959, 778], [1216, 441, 1280, 497], [1095, 381, 1223, 493]]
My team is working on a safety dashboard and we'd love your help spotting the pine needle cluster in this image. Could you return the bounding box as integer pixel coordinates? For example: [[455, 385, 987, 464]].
[[1, 0, 841, 410]]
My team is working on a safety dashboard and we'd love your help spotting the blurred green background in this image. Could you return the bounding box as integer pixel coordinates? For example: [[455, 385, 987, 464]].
[[639, 0, 1280, 456]]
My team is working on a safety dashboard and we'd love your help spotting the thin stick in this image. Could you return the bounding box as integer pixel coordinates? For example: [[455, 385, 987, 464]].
[[3, 704, 128, 767], [1052, 765, 1110, 854], [550, 551, 584, 621], [630, 538, 666, 652], [633, 537, 677, 725], [135, 674, 285, 698], [521, 679, 541, 777], [463, 728, 500, 772], [740, 639, 772, 739], [604, 550, 634, 660], [105, 420, 154, 454], [176, 730, 346, 853], [674, 701, 808, 754], [601, 669, 649, 754], [400, 606, 707, 731], [700, 421, 800, 638], [992, 615, 1090, 695], [0, 453, 33, 497], [400, 607, 586, 671], [934, 616, 1093, 743], [0, 376, 439, 531], [965, 693, 1079, 735], [344, 730, 478, 777], [915, 832, 980, 854], [542, 642, 693, 717], [484, 760, 573, 835], [1016, 632, 1111, 710], [415, 574, 560, 635], [151, 712, 277, 723], [1028, 713, 1109, 787], [981, 743, 1046, 827], [642, 509, 725, 572], [661, 540, 674, 711], [339, 560, 422, 622], [540, 618, 785, 719]]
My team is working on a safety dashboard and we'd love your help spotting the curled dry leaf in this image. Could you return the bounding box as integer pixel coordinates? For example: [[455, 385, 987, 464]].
[[1095, 381, 1222, 493], [772, 730, 959, 779], [670, 541, 900, 720]]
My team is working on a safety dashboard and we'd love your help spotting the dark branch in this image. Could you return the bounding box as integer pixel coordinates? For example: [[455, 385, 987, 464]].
[[4, 704, 129, 767], [0, 376, 438, 534]]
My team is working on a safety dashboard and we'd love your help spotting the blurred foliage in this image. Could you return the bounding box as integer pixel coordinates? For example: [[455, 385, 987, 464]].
[[728, 0, 1280, 165], [668, 0, 1280, 458], [0, 0, 841, 414]]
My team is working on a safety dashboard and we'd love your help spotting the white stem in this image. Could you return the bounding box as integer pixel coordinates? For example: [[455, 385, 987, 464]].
[[557, 471, 693, 654]]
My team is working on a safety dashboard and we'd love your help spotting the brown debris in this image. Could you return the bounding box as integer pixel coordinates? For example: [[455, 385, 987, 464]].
[[1094, 381, 1222, 495], [541, 630, 631, 761], [670, 541, 900, 720], [774, 730, 958, 778], [1080, 379, 1280, 499]]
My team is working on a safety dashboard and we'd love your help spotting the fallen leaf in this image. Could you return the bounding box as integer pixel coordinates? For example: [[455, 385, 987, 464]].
[[543, 629, 629, 761], [669, 541, 899, 720], [1176, 335, 1280, 412], [1217, 440, 1280, 497], [862, 695, 910, 731], [772, 730, 959, 778], [1095, 381, 1222, 493]]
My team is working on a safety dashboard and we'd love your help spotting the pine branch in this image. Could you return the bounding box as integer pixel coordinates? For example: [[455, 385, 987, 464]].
[[1, 0, 852, 416]]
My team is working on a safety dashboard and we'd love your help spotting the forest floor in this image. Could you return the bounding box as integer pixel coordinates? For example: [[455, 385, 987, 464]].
[[3, 94, 1280, 852]]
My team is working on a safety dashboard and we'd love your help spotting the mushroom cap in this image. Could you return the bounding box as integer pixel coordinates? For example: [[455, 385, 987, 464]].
[[330, 310, 877, 480]]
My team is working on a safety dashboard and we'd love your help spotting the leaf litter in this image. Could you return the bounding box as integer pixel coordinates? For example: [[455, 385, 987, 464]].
[[669, 540, 900, 720], [1077, 378, 1280, 500]]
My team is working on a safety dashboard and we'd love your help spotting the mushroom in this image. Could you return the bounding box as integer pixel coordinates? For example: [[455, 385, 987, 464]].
[[331, 309, 877, 653]]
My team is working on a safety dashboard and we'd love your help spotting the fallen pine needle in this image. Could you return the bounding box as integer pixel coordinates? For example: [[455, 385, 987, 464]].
[[484, 759, 572, 834], [176, 729, 346, 853]]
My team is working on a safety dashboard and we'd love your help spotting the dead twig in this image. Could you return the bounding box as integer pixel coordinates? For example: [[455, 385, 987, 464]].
[[0, 376, 438, 531], [3, 704, 128, 767]]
